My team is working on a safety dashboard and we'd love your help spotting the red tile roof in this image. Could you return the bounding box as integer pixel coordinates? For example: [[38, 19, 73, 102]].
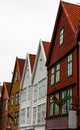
[[17, 57, 25, 78], [62, 1, 80, 32], [46, 1, 80, 66], [29, 54, 36, 73], [42, 41, 50, 58]]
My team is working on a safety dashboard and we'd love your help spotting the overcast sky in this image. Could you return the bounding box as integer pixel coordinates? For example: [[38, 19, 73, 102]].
[[0, 0, 80, 85]]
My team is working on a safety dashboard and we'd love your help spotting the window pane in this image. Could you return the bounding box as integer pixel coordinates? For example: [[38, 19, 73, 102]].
[[67, 54, 72, 76], [60, 28, 64, 45], [51, 67, 55, 86], [56, 63, 60, 83], [50, 96, 54, 116]]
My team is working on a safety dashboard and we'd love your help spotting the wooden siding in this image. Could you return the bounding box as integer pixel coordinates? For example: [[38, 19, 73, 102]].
[[49, 8, 76, 67]]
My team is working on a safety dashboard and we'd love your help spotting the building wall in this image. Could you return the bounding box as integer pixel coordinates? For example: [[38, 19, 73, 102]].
[[46, 4, 79, 130], [8, 60, 21, 130], [32, 46, 47, 130]]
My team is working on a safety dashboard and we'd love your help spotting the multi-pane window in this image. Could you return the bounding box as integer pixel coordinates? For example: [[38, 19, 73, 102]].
[[15, 92, 19, 105], [51, 67, 55, 86], [60, 28, 64, 45], [50, 93, 59, 116], [62, 87, 72, 114], [49, 88, 72, 117], [38, 79, 46, 99], [56, 63, 60, 83], [50, 63, 60, 86], [67, 53, 72, 76], [11, 95, 14, 105], [55, 93, 59, 115], [33, 107, 36, 125], [34, 84, 37, 102], [37, 103, 45, 124]]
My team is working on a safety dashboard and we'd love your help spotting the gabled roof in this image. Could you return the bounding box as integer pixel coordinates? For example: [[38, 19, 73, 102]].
[[3, 82, 11, 96], [1, 82, 11, 100], [29, 54, 36, 73], [17, 57, 25, 78], [20, 53, 36, 90], [46, 1, 80, 66], [32, 39, 50, 83], [42, 41, 50, 58], [62, 1, 80, 32]]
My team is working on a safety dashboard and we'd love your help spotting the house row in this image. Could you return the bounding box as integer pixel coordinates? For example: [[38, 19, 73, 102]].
[[0, 1, 80, 130]]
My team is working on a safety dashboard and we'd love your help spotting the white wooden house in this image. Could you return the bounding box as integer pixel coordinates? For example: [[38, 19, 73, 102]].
[[31, 39, 50, 130], [19, 53, 36, 130]]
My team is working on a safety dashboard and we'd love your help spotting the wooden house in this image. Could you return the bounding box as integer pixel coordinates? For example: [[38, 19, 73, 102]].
[[31, 39, 50, 130], [0, 82, 11, 130], [46, 1, 80, 129], [7, 57, 25, 130], [19, 53, 36, 130]]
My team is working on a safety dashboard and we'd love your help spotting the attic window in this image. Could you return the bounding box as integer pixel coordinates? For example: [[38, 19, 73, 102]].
[[60, 28, 64, 45]]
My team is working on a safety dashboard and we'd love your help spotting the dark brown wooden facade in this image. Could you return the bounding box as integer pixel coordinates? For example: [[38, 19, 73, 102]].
[[0, 82, 11, 130], [46, 1, 80, 130]]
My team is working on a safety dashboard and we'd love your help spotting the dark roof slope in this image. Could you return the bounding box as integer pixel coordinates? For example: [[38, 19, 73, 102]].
[[29, 54, 36, 73], [42, 41, 50, 58], [17, 57, 25, 78], [62, 1, 80, 32]]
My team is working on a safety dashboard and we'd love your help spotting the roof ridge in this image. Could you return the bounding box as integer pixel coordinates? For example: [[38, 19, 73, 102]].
[[61, 0, 79, 6]]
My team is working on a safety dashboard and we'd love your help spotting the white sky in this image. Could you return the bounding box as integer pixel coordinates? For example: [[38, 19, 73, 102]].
[[0, 0, 80, 84]]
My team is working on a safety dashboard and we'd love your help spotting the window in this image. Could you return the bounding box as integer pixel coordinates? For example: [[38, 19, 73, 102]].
[[37, 103, 45, 124], [67, 53, 72, 76], [49, 88, 72, 117], [56, 63, 60, 83], [60, 28, 64, 45], [15, 92, 19, 105], [50, 63, 60, 86], [62, 88, 72, 114], [33, 107, 36, 125], [50, 67, 55, 86], [20, 109, 25, 124], [11, 95, 14, 105], [50, 96, 54, 116], [49, 93, 59, 116]]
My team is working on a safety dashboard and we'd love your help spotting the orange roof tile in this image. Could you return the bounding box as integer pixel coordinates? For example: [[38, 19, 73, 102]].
[[29, 54, 36, 73], [62, 1, 80, 32]]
